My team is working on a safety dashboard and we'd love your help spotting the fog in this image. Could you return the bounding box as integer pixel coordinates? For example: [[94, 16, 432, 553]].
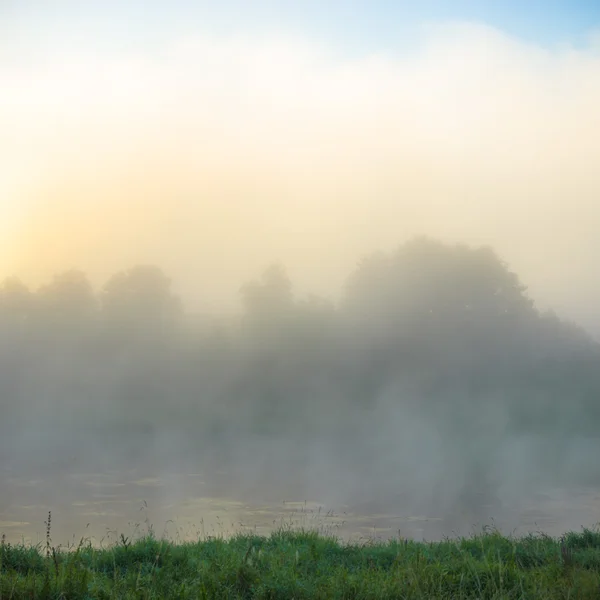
[[2, 239, 600, 544], [2, 18, 600, 545], [1, 23, 600, 330]]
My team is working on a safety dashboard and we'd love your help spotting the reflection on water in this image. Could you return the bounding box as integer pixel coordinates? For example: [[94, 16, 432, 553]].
[[1, 467, 600, 547]]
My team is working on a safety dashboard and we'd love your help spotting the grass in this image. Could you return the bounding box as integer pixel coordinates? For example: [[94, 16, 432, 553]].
[[3, 512, 600, 598]]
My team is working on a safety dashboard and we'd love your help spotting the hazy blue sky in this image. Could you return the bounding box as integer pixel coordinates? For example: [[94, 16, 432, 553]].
[[2, 1, 600, 59]]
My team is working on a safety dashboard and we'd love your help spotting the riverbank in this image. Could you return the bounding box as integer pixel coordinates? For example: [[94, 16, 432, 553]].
[[2, 523, 600, 599]]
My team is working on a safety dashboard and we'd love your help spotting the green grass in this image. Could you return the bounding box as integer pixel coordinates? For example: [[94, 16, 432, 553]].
[[3, 517, 600, 599]]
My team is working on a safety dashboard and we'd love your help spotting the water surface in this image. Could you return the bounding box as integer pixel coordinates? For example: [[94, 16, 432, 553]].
[[2, 465, 599, 547]]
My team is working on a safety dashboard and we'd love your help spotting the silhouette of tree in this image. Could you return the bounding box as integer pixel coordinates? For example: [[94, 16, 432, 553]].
[[239, 264, 295, 344], [100, 265, 182, 330], [343, 237, 534, 328], [240, 264, 293, 317], [36, 270, 97, 323]]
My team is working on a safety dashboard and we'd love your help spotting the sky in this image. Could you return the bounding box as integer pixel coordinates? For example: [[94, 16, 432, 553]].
[[1, 1, 600, 329], [2, 1, 599, 54]]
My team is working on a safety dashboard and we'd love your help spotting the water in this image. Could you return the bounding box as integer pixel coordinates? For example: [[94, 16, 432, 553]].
[[2, 464, 600, 547]]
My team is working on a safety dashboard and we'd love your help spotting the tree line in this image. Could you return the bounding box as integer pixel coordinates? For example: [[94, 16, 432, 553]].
[[1, 237, 599, 490]]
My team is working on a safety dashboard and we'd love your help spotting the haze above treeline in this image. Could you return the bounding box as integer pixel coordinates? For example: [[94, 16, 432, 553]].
[[3, 22, 600, 335]]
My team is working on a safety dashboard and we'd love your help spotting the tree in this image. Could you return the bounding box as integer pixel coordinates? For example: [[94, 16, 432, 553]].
[[337, 238, 542, 406], [342, 237, 537, 344], [35, 270, 97, 322], [100, 265, 182, 330], [239, 264, 294, 338], [241, 264, 293, 314]]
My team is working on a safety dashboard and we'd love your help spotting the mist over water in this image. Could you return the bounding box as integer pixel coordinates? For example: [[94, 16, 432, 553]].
[[2, 239, 600, 546]]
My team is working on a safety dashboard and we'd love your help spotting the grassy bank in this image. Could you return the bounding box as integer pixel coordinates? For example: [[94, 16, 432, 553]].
[[2, 519, 600, 599]]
